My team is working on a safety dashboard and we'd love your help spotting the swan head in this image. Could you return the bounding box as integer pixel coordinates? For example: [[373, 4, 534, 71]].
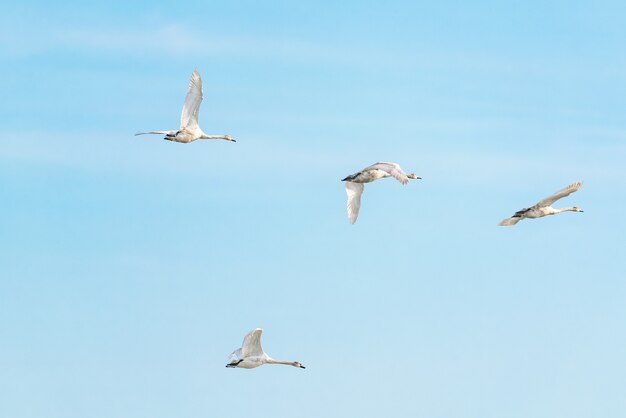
[[572, 206, 584, 212], [407, 173, 422, 180], [293, 362, 306, 369], [224, 135, 236, 142]]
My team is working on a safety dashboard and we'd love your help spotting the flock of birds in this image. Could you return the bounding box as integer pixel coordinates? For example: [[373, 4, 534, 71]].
[[136, 69, 585, 370]]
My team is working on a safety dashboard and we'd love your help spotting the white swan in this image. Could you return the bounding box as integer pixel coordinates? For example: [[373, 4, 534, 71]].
[[135, 69, 235, 144], [498, 181, 584, 226], [342, 162, 421, 224], [226, 328, 305, 369]]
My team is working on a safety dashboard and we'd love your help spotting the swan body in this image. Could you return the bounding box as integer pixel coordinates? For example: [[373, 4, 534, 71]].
[[342, 162, 421, 224], [499, 181, 584, 226], [136, 69, 235, 144], [226, 328, 305, 370]]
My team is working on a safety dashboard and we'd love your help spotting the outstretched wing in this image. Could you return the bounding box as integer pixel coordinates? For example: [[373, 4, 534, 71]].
[[135, 130, 175, 136], [498, 206, 531, 226], [534, 181, 583, 208], [241, 328, 264, 357], [180, 69, 204, 130], [345, 182, 364, 224], [366, 162, 410, 185], [498, 216, 523, 226]]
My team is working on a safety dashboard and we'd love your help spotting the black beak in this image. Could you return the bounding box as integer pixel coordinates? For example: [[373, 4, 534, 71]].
[[300, 365, 306, 369]]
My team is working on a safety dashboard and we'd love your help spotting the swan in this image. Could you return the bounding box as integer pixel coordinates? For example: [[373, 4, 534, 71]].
[[226, 328, 305, 369], [342, 162, 421, 224], [135, 69, 235, 143], [498, 181, 584, 226]]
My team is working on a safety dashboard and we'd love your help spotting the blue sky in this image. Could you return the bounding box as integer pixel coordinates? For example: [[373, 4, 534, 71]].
[[2, 1, 626, 417]]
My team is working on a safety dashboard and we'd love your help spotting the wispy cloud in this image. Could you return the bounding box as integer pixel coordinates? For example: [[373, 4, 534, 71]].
[[3, 19, 624, 83], [0, 23, 339, 64], [2, 129, 625, 188]]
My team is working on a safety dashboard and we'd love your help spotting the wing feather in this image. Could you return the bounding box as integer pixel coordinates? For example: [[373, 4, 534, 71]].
[[135, 130, 175, 136], [241, 328, 264, 357], [498, 217, 523, 226], [345, 182, 364, 224], [366, 162, 409, 185], [227, 348, 241, 362], [534, 181, 583, 208], [180, 69, 203, 130]]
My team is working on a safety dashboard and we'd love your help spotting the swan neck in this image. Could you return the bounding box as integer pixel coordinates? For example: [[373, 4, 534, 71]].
[[556, 207, 577, 213]]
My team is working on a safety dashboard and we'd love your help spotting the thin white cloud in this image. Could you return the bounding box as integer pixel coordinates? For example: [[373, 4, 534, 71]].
[[2, 130, 625, 187], [0, 23, 339, 63], [3, 20, 624, 83]]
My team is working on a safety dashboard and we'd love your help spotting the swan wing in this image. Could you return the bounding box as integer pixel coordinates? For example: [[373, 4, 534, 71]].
[[498, 216, 523, 226], [241, 328, 264, 357], [180, 69, 203, 130], [227, 348, 242, 362], [135, 130, 175, 136], [534, 181, 583, 208], [345, 181, 364, 224], [367, 162, 409, 185]]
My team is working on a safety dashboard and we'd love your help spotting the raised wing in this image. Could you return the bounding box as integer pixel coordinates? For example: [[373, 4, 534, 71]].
[[241, 328, 264, 357], [367, 162, 409, 185], [180, 69, 204, 130], [345, 182, 364, 224], [534, 181, 583, 208]]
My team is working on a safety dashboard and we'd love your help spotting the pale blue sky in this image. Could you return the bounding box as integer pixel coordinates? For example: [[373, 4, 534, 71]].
[[2, 1, 626, 417]]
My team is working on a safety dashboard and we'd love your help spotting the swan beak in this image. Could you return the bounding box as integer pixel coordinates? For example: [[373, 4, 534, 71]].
[[300, 365, 306, 369]]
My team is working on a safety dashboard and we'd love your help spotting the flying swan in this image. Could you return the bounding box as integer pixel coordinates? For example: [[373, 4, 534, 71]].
[[498, 181, 584, 226], [342, 162, 421, 224], [135, 69, 235, 143], [226, 328, 305, 369]]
